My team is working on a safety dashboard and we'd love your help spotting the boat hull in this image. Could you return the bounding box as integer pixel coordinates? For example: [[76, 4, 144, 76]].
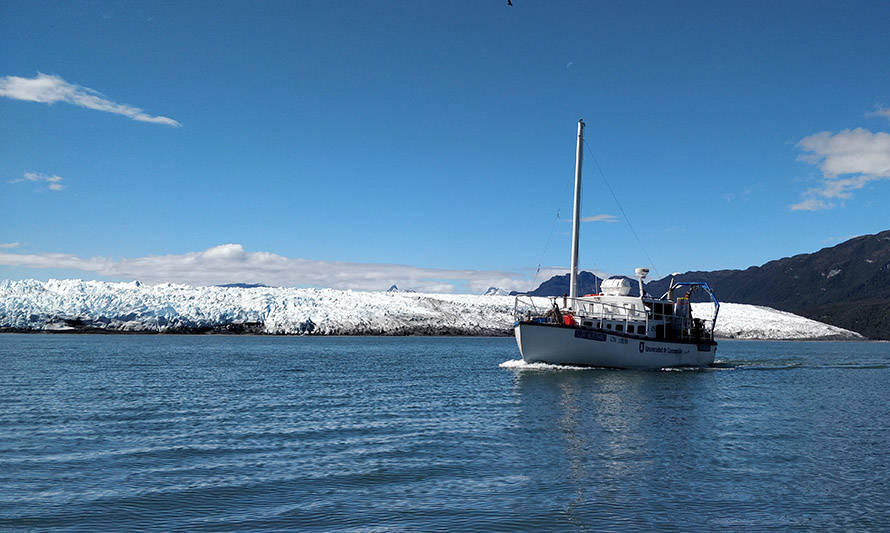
[[515, 322, 716, 369]]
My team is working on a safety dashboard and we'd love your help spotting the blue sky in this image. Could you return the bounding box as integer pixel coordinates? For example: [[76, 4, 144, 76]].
[[2, 1, 889, 292]]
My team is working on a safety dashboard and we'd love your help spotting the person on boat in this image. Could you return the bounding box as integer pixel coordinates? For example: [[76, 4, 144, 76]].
[[544, 303, 563, 324]]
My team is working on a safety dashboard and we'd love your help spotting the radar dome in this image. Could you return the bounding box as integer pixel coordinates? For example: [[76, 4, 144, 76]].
[[601, 277, 632, 296]]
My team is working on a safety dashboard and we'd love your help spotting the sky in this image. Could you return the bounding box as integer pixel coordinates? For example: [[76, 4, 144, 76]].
[[2, 0, 889, 293]]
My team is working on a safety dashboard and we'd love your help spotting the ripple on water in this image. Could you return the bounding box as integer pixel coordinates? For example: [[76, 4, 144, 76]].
[[1, 336, 889, 531]]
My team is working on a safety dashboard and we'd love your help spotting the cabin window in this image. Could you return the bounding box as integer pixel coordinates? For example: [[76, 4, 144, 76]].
[[664, 304, 674, 316], [583, 321, 592, 327], [654, 303, 663, 315], [606, 323, 612, 329], [637, 325, 646, 334], [616, 324, 623, 332]]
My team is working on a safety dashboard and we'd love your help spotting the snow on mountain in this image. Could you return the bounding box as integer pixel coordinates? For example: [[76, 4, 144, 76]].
[[386, 285, 415, 293], [0, 279, 864, 339], [483, 287, 509, 296]]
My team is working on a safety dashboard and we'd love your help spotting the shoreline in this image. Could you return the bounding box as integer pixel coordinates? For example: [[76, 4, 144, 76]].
[[0, 329, 870, 341]]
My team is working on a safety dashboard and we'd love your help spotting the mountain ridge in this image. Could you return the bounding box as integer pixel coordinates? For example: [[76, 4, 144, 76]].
[[522, 230, 890, 339]]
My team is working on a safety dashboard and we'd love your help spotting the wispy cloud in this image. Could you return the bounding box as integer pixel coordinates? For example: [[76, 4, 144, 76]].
[[790, 198, 831, 211], [0, 73, 180, 126], [0, 242, 20, 249], [822, 234, 857, 244], [791, 127, 890, 210], [579, 214, 618, 223], [866, 105, 890, 120], [723, 189, 751, 202], [0, 244, 541, 294], [8, 172, 65, 191]]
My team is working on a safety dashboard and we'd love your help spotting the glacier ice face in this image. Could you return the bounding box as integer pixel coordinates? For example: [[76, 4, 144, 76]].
[[0, 279, 535, 335], [0, 279, 864, 339], [692, 302, 862, 340]]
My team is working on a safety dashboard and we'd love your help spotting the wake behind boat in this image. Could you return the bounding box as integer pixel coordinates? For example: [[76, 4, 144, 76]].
[[513, 120, 719, 369]]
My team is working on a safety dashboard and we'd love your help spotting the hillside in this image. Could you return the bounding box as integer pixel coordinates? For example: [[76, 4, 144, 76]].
[[526, 230, 890, 339], [511, 271, 606, 297]]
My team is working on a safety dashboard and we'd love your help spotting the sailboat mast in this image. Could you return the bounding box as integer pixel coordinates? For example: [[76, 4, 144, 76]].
[[569, 119, 585, 301]]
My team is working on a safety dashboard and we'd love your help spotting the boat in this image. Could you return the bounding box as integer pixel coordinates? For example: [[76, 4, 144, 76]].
[[513, 119, 719, 369]]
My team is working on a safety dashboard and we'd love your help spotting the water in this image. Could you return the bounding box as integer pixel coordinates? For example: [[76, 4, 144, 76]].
[[1, 335, 888, 531]]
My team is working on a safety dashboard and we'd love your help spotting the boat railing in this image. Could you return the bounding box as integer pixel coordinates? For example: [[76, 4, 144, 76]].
[[514, 295, 648, 325], [513, 295, 546, 321], [564, 296, 649, 322]]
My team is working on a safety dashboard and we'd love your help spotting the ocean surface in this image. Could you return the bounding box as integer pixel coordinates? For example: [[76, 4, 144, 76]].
[[1, 335, 888, 531]]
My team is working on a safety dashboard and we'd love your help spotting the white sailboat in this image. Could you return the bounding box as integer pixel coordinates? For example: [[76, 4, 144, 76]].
[[513, 119, 719, 369]]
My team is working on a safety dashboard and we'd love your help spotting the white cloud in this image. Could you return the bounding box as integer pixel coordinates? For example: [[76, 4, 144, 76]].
[[867, 106, 890, 120], [798, 128, 890, 178], [0, 242, 20, 249], [579, 214, 618, 223], [791, 127, 890, 210], [0, 73, 180, 126], [790, 197, 831, 211], [8, 172, 65, 192], [0, 244, 542, 294], [722, 189, 751, 202]]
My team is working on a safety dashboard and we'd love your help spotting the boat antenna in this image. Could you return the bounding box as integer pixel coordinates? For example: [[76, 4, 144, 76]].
[[583, 138, 660, 280], [569, 119, 584, 302]]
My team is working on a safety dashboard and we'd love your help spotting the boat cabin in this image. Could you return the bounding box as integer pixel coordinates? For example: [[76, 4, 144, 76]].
[[516, 274, 718, 343]]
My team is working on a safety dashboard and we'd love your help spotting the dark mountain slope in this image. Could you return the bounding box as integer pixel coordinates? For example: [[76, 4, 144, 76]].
[[646, 230, 890, 306], [646, 230, 890, 338], [511, 271, 606, 297], [526, 230, 890, 339]]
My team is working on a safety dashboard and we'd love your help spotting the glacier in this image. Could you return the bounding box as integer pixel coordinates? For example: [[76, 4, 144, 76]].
[[0, 279, 864, 340]]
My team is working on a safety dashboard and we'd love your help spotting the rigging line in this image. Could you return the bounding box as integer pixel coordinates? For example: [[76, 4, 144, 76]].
[[583, 138, 661, 280], [535, 162, 579, 275], [536, 208, 560, 274]]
